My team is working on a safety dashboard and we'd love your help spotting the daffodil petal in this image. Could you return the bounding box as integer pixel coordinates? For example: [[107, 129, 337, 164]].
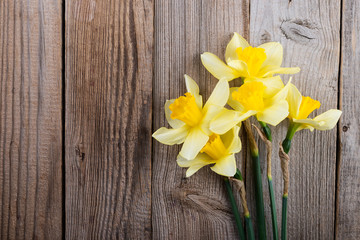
[[179, 127, 209, 160], [228, 87, 245, 112], [210, 155, 237, 177], [244, 76, 284, 99], [257, 100, 289, 126], [152, 125, 189, 145], [201, 52, 240, 81], [225, 32, 250, 63], [204, 79, 229, 109], [221, 125, 241, 154], [165, 100, 186, 129], [260, 66, 301, 78], [258, 42, 283, 67], [227, 60, 249, 77], [287, 83, 302, 119], [265, 77, 292, 106], [177, 153, 213, 177], [200, 104, 223, 135], [184, 74, 203, 108], [312, 109, 342, 130], [293, 109, 342, 131], [210, 109, 256, 134]]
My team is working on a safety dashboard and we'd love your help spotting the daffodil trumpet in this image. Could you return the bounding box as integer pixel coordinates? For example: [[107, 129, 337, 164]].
[[243, 120, 267, 240], [201, 32, 300, 85], [152, 75, 229, 160], [176, 126, 241, 177]]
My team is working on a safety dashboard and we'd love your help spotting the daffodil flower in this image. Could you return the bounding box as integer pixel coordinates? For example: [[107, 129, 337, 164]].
[[200, 32, 300, 97], [177, 126, 241, 177], [210, 80, 291, 135], [286, 83, 342, 132], [152, 75, 229, 160]]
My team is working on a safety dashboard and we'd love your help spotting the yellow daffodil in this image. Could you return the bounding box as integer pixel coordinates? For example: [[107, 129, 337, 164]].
[[210, 80, 291, 135], [286, 83, 342, 132], [177, 126, 241, 177], [201, 32, 300, 96], [152, 75, 229, 160]]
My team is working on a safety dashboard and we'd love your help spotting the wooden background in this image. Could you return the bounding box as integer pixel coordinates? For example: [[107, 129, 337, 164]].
[[0, 0, 359, 239]]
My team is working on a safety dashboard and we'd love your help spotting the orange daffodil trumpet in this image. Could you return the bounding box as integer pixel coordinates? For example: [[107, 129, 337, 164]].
[[177, 126, 241, 177], [286, 83, 342, 132], [152, 74, 230, 160]]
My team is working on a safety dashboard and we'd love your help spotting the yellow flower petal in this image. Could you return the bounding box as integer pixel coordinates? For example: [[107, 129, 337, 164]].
[[258, 42, 283, 67], [293, 109, 342, 131], [179, 127, 209, 160], [152, 125, 189, 145], [200, 104, 223, 135], [244, 76, 284, 99], [204, 79, 229, 109], [210, 155, 237, 177], [260, 66, 300, 78], [165, 100, 186, 129], [221, 126, 242, 154], [312, 109, 342, 130], [184, 74, 203, 108], [227, 60, 249, 77], [177, 154, 212, 177], [265, 77, 292, 106], [201, 52, 240, 81], [225, 32, 250, 63], [210, 109, 256, 134], [256, 100, 289, 126], [287, 83, 302, 119]]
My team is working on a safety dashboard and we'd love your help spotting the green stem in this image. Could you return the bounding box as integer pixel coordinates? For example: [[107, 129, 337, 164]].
[[268, 177, 279, 240], [224, 178, 245, 240], [281, 195, 288, 240], [259, 121, 272, 141], [245, 214, 255, 240], [280, 122, 298, 240], [244, 120, 266, 240], [235, 168, 243, 181], [252, 153, 267, 240], [258, 121, 279, 240], [282, 122, 299, 154], [235, 168, 256, 240]]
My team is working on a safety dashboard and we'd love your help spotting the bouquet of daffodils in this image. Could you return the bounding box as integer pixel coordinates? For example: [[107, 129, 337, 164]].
[[153, 33, 342, 240]]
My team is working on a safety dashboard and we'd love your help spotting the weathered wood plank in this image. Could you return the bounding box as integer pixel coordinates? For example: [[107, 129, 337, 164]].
[[0, 0, 63, 239], [153, 0, 249, 239], [336, 0, 360, 239], [65, 0, 153, 238], [248, 0, 340, 239]]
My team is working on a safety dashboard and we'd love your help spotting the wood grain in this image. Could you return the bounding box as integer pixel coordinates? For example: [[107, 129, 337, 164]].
[[336, 0, 360, 239], [248, 0, 341, 239], [153, 0, 250, 239], [0, 0, 63, 239], [65, 0, 153, 239]]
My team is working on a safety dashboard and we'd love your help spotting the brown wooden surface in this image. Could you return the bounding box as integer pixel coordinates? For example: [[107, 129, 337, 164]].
[[0, 0, 359, 239], [0, 0, 63, 239], [65, 0, 153, 239], [336, 0, 360, 239]]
